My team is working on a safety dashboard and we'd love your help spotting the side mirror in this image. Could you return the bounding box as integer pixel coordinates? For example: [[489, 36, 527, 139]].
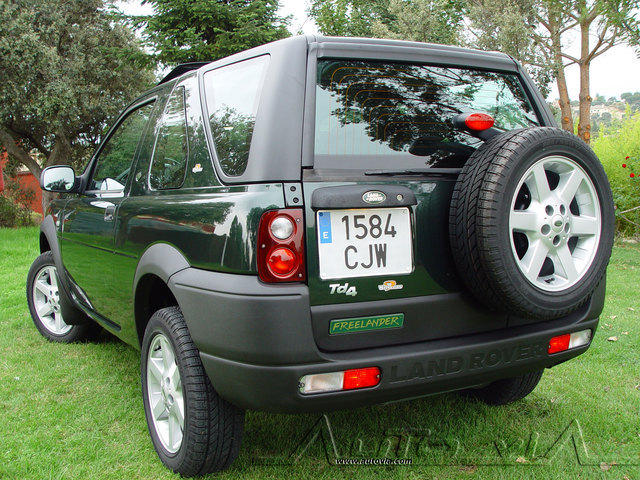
[[40, 165, 78, 193]]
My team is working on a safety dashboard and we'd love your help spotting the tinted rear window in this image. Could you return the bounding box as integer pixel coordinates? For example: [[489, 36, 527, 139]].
[[314, 59, 539, 169]]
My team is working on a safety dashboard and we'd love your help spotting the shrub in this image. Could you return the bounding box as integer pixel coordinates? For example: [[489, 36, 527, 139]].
[[0, 177, 39, 228], [592, 114, 640, 236], [0, 195, 34, 227]]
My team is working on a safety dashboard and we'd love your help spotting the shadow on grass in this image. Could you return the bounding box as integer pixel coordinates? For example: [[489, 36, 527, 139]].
[[239, 393, 497, 467]]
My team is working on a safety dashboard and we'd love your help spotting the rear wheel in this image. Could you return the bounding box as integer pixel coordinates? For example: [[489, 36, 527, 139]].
[[26, 252, 99, 342], [466, 370, 544, 405], [141, 306, 244, 475]]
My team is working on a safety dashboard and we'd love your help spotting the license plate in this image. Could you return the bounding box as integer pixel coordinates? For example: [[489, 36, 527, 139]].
[[316, 207, 413, 280]]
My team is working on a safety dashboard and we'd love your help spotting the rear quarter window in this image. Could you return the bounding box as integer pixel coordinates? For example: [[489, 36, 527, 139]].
[[149, 86, 189, 190], [314, 59, 540, 170], [203, 55, 269, 177]]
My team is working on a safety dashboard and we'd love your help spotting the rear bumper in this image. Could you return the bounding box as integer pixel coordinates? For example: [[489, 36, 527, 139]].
[[199, 317, 598, 412], [170, 268, 605, 413]]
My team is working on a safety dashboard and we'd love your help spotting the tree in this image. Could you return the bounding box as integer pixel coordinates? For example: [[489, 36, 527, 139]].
[[467, 0, 640, 143], [138, 0, 290, 65], [0, 0, 155, 207], [309, 0, 390, 37], [309, 0, 464, 45], [371, 0, 463, 45]]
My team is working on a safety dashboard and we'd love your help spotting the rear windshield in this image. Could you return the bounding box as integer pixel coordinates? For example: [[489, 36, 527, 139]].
[[314, 59, 540, 170]]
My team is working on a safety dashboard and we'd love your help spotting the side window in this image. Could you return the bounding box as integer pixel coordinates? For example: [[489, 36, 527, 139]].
[[90, 102, 154, 192], [203, 55, 268, 177], [149, 86, 189, 189]]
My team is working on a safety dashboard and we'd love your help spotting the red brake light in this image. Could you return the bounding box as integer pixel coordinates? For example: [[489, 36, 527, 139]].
[[464, 112, 495, 131], [258, 209, 306, 283], [268, 247, 297, 276], [343, 367, 381, 390], [548, 333, 571, 354]]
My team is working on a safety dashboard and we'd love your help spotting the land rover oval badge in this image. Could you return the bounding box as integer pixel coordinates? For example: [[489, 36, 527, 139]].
[[362, 190, 386, 204]]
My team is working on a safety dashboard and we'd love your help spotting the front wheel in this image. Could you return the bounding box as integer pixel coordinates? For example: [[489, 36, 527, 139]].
[[141, 306, 244, 476], [26, 252, 98, 343]]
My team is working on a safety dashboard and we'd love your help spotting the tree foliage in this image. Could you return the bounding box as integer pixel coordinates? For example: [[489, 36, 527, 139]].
[[138, 0, 290, 65], [467, 0, 640, 142], [466, 0, 554, 96], [309, 0, 390, 37], [0, 0, 155, 182], [370, 0, 464, 46], [309, 0, 464, 45], [592, 114, 640, 234]]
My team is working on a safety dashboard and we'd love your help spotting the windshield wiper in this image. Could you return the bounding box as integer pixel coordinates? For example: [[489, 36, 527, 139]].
[[364, 168, 462, 176]]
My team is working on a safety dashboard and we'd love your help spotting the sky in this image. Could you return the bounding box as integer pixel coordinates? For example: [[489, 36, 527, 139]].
[[116, 0, 640, 101]]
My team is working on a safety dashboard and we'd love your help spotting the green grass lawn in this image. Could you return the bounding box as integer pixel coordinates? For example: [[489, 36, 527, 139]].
[[1, 226, 638, 479]]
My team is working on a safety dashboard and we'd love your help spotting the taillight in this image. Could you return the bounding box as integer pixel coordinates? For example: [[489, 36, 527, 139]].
[[268, 247, 296, 276], [258, 209, 306, 283]]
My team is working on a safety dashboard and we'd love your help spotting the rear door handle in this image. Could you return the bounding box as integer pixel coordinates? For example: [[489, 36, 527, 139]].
[[311, 185, 417, 210], [104, 205, 116, 222]]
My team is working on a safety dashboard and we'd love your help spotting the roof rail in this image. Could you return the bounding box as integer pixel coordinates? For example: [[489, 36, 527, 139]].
[[158, 62, 209, 85]]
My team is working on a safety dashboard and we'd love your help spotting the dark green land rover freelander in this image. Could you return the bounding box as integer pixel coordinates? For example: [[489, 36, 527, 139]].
[[28, 36, 614, 475]]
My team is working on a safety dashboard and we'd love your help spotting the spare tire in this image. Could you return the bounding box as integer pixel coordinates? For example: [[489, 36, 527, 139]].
[[449, 127, 614, 320]]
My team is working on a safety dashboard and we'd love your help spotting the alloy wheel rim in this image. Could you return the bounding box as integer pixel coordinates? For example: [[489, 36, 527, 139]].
[[509, 155, 601, 292], [146, 333, 184, 454], [32, 265, 72, 335]]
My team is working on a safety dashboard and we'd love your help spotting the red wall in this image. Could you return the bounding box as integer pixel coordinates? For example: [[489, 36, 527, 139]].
[[16, 171, 43, 214], [0, 151, 43, 214]]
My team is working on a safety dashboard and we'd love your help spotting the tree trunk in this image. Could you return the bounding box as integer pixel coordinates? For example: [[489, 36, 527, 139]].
[[577, 61, 591, 143], [555, 67, 573, 132], [577, 21, 591, 143], [0, 127, 43, 179], [549, 15, 573, 132]]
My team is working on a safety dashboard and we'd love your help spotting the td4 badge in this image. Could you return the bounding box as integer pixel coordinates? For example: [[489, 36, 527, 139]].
[[329, 282, 357, 297]]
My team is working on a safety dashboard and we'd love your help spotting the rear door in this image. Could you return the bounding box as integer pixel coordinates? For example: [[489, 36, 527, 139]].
[[304, 57, 543, 351]]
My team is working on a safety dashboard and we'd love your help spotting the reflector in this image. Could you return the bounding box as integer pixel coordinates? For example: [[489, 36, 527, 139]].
[[343, 367, 381, 390], [299, 367, 381, 395], [548, 333, 571, 354], [548, 329, 592, 354]]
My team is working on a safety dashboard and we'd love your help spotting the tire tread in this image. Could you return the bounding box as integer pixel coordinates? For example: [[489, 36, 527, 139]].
[[142, 306, 244, 476]]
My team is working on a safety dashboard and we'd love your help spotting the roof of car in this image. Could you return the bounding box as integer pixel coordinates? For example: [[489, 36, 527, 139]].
[[158, 62, 210, 85], [156, 35, 513, 87], [310, 35, 510, 60]]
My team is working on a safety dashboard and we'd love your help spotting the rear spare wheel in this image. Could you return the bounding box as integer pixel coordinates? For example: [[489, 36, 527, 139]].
[[449, 127, 614, 319]]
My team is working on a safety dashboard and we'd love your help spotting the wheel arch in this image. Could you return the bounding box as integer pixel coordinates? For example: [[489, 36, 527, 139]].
[[133, 243, 190, 346], [37, 216, 95, 326], [39, 231, 51, 254], [39, 215, 62, 269]]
